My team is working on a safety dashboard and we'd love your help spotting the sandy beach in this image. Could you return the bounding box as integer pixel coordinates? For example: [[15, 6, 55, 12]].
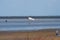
[[0, 29, 60, 40]]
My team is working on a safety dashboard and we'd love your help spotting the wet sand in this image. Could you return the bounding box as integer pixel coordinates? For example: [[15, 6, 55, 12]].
[[0, 29, 60, 40]]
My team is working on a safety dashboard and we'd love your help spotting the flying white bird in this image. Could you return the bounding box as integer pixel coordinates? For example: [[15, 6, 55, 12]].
[[28, 17, 35, 21]]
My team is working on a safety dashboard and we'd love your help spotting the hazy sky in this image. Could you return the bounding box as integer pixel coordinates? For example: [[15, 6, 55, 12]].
[[0, 0, 60, 16]]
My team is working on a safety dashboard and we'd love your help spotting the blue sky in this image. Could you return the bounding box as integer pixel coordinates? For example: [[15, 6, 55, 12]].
[[0, 0, 60, 16]]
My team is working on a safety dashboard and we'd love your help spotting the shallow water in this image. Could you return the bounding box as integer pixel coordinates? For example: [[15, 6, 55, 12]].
[[0, 19, 60, 31], [0, 23, 60, 31]]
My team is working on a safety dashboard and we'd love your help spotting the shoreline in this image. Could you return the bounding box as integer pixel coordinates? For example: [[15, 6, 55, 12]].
[[0, 29, 60, 40]]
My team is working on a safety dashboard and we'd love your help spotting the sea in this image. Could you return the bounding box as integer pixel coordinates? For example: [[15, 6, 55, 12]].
[[0, 19, 60, 31]]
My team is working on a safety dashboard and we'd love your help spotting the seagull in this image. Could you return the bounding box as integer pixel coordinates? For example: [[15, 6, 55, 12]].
[[56, 30, 60, 36], [28, 17, 35, 21], [56, 30, 59, 33], [28, 17, 36, 24]]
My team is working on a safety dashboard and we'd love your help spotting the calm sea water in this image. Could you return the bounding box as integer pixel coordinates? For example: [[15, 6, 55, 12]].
[[0, 19, 60, 31], [0, 23, 60, 31]]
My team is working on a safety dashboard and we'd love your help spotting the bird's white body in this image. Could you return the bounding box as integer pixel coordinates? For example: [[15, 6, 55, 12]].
[[28, 17, 35, 21], [56, 30, 59, 33]]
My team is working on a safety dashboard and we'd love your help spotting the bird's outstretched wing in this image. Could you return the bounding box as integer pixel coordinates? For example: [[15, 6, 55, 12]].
[[28, 17, 35, 21]]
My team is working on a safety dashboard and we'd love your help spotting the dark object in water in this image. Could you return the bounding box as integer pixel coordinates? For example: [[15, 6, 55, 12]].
[[5, 20, 7, 22]]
